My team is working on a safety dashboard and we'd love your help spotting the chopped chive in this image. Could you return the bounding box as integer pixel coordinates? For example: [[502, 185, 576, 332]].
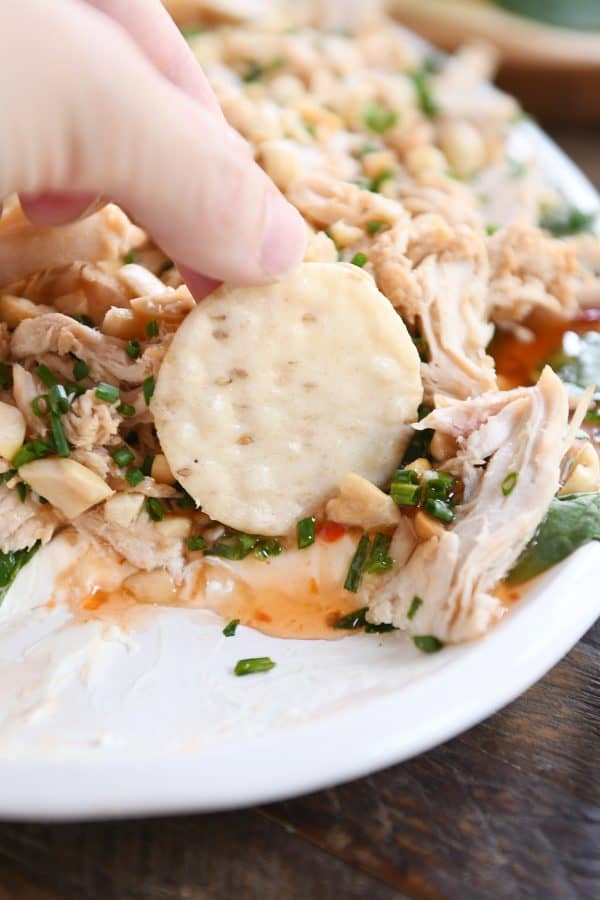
[[112, 446, 135, 467], [371, 168, 394, 193], [38, 496, 48, 504], [424, 473, 455, 502], [12, 440, 49, 468], [65, 382, 85, 398], [122, 250, 135, 265], [254, 538, 283, 560], [413, 336, 430, 361], [410, 71, 439, 118], [0, 469, 16, 483], [126, 340, 141, 359], [366, 220, 386, 234], [177, 488, 196, 509], [407, 596, 423, 620], [333, 606, 368, 630], [508, 158, 526, 178], [50, 413, 70, 458], [205, 533, 257, 560], [145, 319, 159, 338], [95, 382, 120, 404], [0, 362, 12, 390], [501, 471, 519, 496], [47, 383, 69, 415], [344, 534, 371, 593], [141, 455, 154, 476], [73, 314, 95, 328], [363, 532, 393, 575], [146, 497, 164, 521], [357, 143, 380, 158], [31, 395, 48, 417], [16, 482, 28, 502], [365, 622, 396, 633], [143, 376, 155, 406], [539, 206, 596, 238], [363, 101, 398, 133], [413, 635, 443, 654], [485, 224, 499, 236], [73, 359, 89, 381], [234, 657, 276, 676], [117, 402, 135, 417], [423, 498, 455, 524], [35, 364, 56, 388], [186, 535, 207, 552], [222, 618, 239, 637], [391, 482, 421, 506], [125, 468, 144, 487], [297, 516, 316, 549], [242, 62, 264, 83], [350, 252, 368, 268]]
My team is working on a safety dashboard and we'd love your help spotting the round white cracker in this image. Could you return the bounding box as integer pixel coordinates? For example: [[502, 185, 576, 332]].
[[152, 262, 422, 535]]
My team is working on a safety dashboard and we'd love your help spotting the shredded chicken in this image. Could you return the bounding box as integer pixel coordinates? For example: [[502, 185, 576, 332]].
[[11, 314, 155, 384], [63, 390, 122, 451], [367, 368, 570, 642], [76, 510, 185, 580], [0, 484, 61, 553]]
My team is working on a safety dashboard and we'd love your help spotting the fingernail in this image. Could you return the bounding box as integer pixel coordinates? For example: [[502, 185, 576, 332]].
[[260, 193, 307, 277]]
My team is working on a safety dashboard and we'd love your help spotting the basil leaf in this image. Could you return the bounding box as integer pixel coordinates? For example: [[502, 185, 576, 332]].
[[0, 542, 41, 605], [507, 493, 600, 584], [496, 1, 600, 31]]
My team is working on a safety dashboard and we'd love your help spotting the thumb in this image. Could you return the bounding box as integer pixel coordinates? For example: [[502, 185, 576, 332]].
[[0, 0, 306, 285]]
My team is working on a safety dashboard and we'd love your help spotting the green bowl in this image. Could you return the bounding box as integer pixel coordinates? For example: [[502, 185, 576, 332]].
[[496, 0, 600, 30]]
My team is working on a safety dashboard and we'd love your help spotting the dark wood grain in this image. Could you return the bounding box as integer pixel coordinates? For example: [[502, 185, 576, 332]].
[[0, 132, 597, 900]]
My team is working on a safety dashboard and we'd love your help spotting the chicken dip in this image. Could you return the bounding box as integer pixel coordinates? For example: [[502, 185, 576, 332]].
[[1, 0, 600, 654]]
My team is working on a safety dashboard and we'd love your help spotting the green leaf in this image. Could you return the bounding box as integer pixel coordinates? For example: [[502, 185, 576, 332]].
[[495, 1, 600, 30], [0, 543, 40, 605], [539, 206, 596, 238], [507, 493, 600, 584], [545, 331, 600, 393]]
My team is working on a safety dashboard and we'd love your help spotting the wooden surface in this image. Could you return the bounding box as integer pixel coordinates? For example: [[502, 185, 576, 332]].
[[0, 133, 598, 900]]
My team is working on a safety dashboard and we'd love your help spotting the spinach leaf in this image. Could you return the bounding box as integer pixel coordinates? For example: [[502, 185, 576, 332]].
[[496, 1, 600, 30], [507, 493, 600, 584], [539, 206, 596, 238], [0, 543, 40, 605]]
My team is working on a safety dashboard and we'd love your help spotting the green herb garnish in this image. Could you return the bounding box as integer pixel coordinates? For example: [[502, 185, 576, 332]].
[[12, 440, 50, 468], [371, 168, 394, 193], [223, 619, 240, 637], [254, 538, 283, 560], [390, 469, 421, 507], [125, 468, 144, 487], [73, 359, 89, 381], [0, 469, 16, 484], [350, 252, 368, 268], [363, 101, 398, 133], [112, 446, 135, 468], [73, 314, 95, 328], [423, 498, 455, 524], [501, 472, 519, 496], [95, 382, 120, 404], [413, 635, 443, 653], [31, 395, 48, 418], [141, 455, 154, 477], [50, 413, 70, 458], [145, 319, 159, 338], [16, 482, 28, 502], [122, 250, 135, 265], [344, 534, 371, 593], [363, 532, 393, 575], [297, 516, 316, 549], [234, 657, 276, 676], [143, 376, 155, 406], [205, 533, 257, 560], [186, 535, 207, 552], [146, 497, 164, 521], [407, 596, 423, 620], [411, 70, 439, 118], [366, 220, 386, 234], [333, 606, 368, 629], [35, 364, 57, 388], [126, 340, 141, 359], [117, 402, 135, 417], [47, 383, 69, 415], [539, 206, 596, 238]]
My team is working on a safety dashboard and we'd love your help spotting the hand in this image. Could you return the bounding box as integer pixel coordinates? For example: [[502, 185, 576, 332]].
[[0, 0, 306, 296]]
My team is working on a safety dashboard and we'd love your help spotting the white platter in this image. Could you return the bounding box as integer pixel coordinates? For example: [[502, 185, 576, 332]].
[[0, 120, 598, 821]]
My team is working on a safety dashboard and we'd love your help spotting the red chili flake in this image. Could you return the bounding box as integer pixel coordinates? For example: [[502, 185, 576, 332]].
[[317, 521, 347, 543]]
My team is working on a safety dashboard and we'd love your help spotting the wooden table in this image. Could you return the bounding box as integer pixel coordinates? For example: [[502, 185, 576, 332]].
[[0, 131, 598, 900]]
